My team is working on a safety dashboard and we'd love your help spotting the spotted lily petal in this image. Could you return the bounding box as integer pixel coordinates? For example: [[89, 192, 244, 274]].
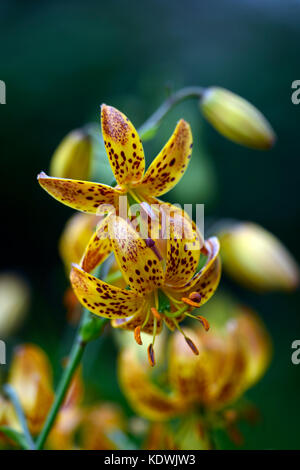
[[38, 172, 123, 214], [138, 120, 192, 197], [108, 216, 164, 294], [70, 264, 141, 319], [177, 237, 221, 305], [101, 105, 145, 185], [164, 213, 201, 287], [118, 348, 184, 421], [80, 217, 112, 273]]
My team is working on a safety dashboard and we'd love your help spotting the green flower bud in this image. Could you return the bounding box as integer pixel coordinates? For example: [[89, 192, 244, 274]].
[[218, 221, 299, 292], [50, 129, 92, 180], [200, 87, 276, 150]]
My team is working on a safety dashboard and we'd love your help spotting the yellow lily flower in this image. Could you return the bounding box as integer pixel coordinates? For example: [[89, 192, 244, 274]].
[[70, 214, 221, 365], [81, 404, 125, 450], [168, 308, 271, 410], [37, 105, 193, 215], [7, 344, 54, 435], [118, 304, 271, 422]]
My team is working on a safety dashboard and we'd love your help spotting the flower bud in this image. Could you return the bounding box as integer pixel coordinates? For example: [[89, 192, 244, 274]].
[[200, 87, 275, 149], [0, 273, 30, 338], [50, 129, 92, 180], [219, 222, 299, 291], [59, 213, 98, 272]]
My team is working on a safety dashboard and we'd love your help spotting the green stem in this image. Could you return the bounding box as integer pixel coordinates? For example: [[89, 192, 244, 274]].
[[36, 313, 107, 450], [138, 86, 204, 139], [35, 334, 84, 449], [3, 384, 36, 450]]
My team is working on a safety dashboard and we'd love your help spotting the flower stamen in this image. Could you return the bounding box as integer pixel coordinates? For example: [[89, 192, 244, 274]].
[[145, 238, 162, 261], [151, 307, 161, 321], [147, 343, 155, 367], [172, 318, 199, 356], [134, 326, 142, 345], [184, 312, 210, 331], [181, 297, 201, 308]]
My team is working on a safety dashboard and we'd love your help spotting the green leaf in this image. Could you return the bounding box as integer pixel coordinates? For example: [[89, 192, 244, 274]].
[[0, 426, 28, 449]]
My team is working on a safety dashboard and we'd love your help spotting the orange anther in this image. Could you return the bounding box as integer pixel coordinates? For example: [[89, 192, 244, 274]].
[[134, 326, 142, 345], [181, 297, 201, 308], [197, 315, 210, 331], [151, 307, 162, 320]]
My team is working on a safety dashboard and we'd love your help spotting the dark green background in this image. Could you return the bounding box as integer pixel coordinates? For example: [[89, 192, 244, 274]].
[[0, 0, 299, 449]]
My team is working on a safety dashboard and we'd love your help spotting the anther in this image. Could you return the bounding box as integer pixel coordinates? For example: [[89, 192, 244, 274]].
[[151, 307, 161, 320], [197, 315, 210, 331], [189, 292, 202, 303], [145, 238, 155, 248], [134, 326, 142, 345], [181, 297, 201, 308], [147, 343, 155, 366], [185, 337, 199, 356], [145, 238, 162, 261]]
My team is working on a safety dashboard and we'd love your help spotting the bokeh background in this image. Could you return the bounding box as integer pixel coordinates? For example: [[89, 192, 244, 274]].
[[1, 0, 300, 449]]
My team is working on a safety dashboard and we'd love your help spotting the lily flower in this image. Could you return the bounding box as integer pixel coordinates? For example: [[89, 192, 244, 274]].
[[37, 104, 193, 215], [7, 344, 54, 435], [70, 214, 221, 366], [118, 303, 271, 447]]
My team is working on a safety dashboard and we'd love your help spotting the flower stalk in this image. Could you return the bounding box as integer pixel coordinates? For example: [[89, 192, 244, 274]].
[[36, 311, 108, 450], [138, 86, 204, 140]]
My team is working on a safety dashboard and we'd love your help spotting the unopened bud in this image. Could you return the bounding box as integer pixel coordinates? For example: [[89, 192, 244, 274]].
[[50, 129, 92, 180], [200, 87, 275, 150], [219, 222, 299, 291]]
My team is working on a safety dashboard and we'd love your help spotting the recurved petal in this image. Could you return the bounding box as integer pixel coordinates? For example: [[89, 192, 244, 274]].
[[178, 237, 221, 305], [138, 120, 193, 197], [101, 105, 145, 185], [164, 213, 201, 287], [80, 217, 112, 273], [108, 216, 164, 294], [38, 172, 122, 214], [118, 348, 184, 421], [70, 264, 141, 319]]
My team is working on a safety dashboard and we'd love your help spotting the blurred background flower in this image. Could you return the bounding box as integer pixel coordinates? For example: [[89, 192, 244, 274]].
[[118, 298, 271, 449]]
